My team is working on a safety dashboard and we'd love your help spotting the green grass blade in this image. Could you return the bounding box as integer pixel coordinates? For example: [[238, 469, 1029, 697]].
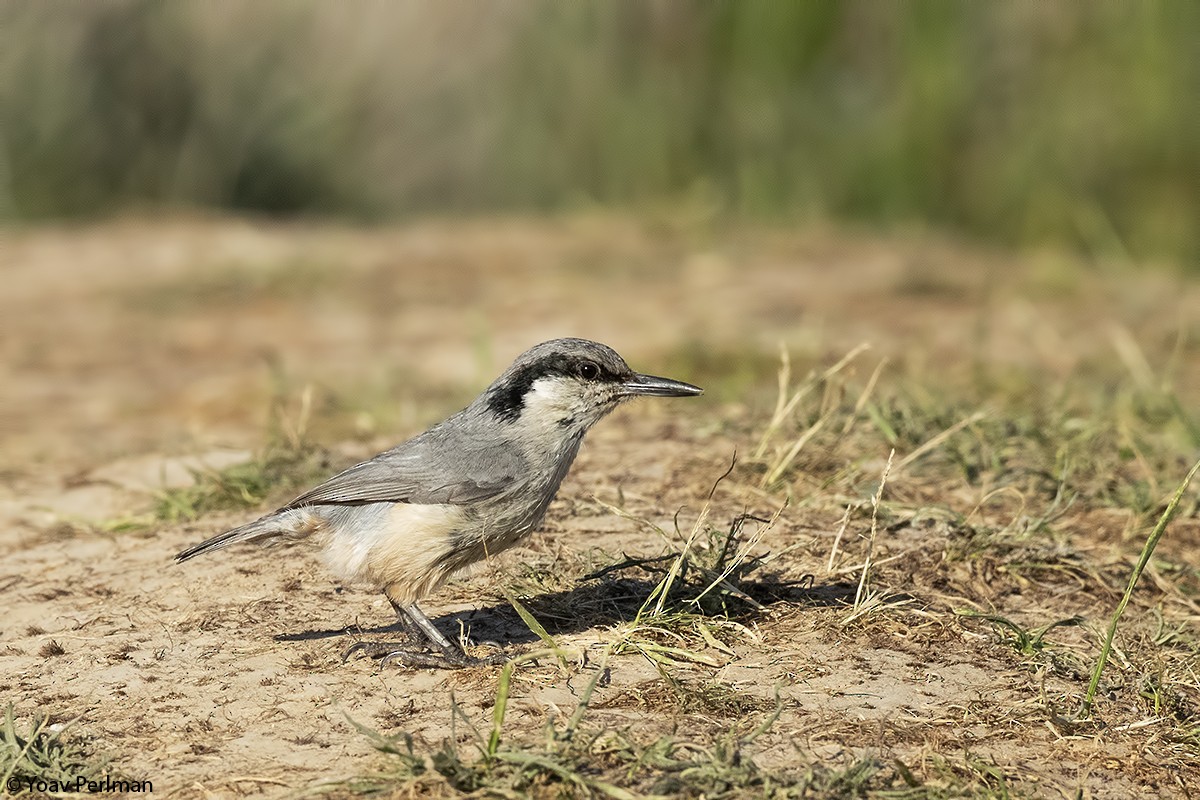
[[1080, 456, 1200, 717], [505, 592, 570, 668], [564, 650, 610, 740], [0, 706, 48, 790], [487, 659, 515, 759]]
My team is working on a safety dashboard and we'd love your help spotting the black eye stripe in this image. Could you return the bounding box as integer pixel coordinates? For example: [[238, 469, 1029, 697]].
[[486, 352, 629, 420]]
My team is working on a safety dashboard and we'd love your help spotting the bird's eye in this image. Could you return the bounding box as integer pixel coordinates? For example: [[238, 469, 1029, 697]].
[[577, 361, 600, 381]]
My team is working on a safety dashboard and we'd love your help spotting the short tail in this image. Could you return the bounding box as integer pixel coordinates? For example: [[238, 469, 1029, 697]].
[[175, 512, 294, 563]]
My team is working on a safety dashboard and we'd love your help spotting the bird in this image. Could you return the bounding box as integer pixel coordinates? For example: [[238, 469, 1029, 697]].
[[175, 338, 702, 667]]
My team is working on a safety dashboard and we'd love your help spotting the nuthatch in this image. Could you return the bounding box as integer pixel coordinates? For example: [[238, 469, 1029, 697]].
[[176, 338, 702, 667]]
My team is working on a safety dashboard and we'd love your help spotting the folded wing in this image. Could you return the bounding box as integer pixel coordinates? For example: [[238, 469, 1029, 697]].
[[282, 430, 524, 509]]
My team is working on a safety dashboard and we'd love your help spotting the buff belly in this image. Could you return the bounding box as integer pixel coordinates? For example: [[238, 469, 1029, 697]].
[[317, 502, 471, 605]]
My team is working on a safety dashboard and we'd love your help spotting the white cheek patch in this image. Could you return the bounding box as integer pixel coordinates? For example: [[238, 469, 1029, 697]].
[[523, 374, 624, 429], [524, 377, 580, 418], [511, 376, 593, 448]]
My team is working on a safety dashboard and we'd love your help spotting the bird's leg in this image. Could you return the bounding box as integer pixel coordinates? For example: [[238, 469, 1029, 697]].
[[383, 598, 428, 641], [385, 602, 506, 667], [400, 602, 459, 654], [343, 598, 505, 669]]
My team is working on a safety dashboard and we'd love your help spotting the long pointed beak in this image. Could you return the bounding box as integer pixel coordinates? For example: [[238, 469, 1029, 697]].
[[620, 373, 704, 398]]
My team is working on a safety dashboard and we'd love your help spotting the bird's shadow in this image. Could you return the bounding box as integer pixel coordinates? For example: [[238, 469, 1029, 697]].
[[274, 575, 860, 646]]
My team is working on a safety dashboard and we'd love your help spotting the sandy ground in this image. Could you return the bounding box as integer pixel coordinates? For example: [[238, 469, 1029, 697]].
[[1, 217, 1198, 798]]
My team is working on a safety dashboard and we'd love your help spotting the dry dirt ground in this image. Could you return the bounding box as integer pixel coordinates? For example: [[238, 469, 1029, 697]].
[[2, 217, 1199, 798]]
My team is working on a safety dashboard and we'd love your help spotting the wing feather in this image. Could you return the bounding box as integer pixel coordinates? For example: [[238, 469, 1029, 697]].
[[281, 429, 524, 509]]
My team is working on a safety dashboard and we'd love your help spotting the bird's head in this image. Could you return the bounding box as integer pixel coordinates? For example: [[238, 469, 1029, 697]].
[[478, 338, 702, 437]]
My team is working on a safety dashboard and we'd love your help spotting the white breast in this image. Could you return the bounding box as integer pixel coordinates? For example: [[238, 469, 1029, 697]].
[[319, 502, 466, 595]]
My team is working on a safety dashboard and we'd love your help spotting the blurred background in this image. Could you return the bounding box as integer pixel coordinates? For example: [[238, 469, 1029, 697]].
[[2, 0, 1196, 266], [3, 0, 1199, 478]]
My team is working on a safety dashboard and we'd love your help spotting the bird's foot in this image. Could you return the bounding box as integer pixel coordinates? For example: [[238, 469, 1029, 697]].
[[342, 639, 507, 670]]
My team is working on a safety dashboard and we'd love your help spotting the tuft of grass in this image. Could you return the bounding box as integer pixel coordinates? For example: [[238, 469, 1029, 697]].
[[958, 612, 1086, 661], [740, 343, 1199, 777], [0, 705, 113, 793], [344, 666, 1026, 798], [956, 610, 1089, 683], [841, 449, 913, 626], [587, 491, 788, 668], [153, 383, 337, 524], [342, 651, 628, 797], [750, 343, 1199, 525], [753, 342, 873, 488], [596, 675, 776, 718], [36, 640, 66, 658], [152, 443, 331, 524]]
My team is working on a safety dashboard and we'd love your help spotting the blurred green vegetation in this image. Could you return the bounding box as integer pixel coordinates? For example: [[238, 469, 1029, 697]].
[[1, 1, 1195, 266]]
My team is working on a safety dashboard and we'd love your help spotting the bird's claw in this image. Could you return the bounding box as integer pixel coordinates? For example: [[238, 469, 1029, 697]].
[[342, 639, 507, 669], [382, 648, 508, 669]]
